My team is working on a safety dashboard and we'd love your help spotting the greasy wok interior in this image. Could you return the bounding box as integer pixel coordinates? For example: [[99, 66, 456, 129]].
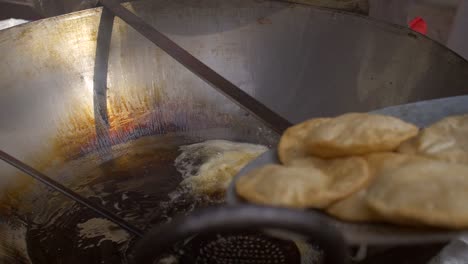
[[1, 0, 468, 263]]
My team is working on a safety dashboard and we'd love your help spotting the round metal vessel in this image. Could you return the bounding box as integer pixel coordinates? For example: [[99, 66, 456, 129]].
[[0, 0, 467, 263]]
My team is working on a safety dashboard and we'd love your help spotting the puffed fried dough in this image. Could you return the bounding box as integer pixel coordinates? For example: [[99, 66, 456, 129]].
[[236, 156, 370, 209], [366, 157, 468, 229], [326, 188, 382, 222], [326, 152, 421, 222], [305, 113, 419, 158], [278, 118, 331, 165], [398, 114, 468, 165], [289, 156, 370, 202], [365, 152, 425, 174], [236, 164, 330, 208]]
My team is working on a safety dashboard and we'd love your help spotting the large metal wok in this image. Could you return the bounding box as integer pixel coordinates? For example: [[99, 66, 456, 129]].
[[1, 0, 468, 263]]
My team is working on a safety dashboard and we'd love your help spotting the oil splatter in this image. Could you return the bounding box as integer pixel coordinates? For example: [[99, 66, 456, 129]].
[[77, 218, 130, 247], [174, 140, 267, 195]]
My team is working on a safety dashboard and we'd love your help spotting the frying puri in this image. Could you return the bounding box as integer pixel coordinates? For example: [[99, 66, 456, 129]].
[[236, 164, 330, 208], [236, 156, 370, 209], [398, 114, 468, 165], [326, 152, 423, 222], [305, 113, 418, 158], [278, 118, 330, 165], [366, 157, 468, 229], [326, 187, 382, 222], [288, 156, 370, 202]]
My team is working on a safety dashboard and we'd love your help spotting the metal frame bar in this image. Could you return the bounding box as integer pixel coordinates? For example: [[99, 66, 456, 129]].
[[0, 150, 144, 237], [99, 0, 292, 135]]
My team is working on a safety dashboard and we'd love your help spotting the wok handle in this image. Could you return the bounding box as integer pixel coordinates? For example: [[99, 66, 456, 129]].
[[130, 205, 349, 264]]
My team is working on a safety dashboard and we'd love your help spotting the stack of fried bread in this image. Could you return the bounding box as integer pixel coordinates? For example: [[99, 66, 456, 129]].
[[236, 113, 468, 229]]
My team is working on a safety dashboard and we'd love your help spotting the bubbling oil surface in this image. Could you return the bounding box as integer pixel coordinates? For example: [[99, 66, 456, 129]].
[[1, 132, 268, 264]]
